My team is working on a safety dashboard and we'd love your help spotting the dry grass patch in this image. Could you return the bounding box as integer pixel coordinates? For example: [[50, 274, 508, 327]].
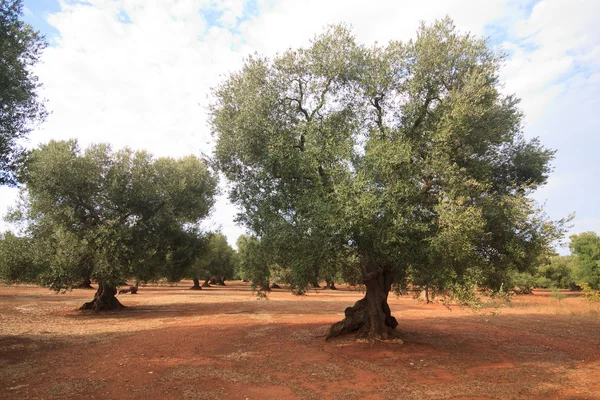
[[507, 294, 600, 317]]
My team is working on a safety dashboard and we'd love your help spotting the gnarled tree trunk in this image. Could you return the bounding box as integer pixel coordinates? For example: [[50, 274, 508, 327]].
[[79, 282, 124, 311], [217, 277, 226, 286], [327, 269, 398, 340], [77, 277, 94, 289], [190, 278, 202, 290], [202, 278, 211, 287]]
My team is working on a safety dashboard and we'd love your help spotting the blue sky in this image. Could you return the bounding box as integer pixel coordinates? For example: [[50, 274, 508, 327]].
[[3, 0, 599, 253]]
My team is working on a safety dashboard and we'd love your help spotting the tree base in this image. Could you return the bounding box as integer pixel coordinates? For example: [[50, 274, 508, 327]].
[[118, 286, 138, 294], [79, 284, 124, 311], [190, 285, 202, 290], [77, 278, 94, 289], [326, 298, 399, 340], [271, 283, 281, 289]]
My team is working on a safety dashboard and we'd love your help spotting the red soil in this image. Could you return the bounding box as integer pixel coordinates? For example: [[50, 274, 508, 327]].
[[1, 282, 599, 399]]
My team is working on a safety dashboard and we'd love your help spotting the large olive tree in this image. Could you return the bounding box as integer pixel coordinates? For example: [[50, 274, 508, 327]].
[[211, 19, 565, 340]]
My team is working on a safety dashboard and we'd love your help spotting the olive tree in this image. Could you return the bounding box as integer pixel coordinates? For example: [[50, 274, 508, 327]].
[[187, 232, 235, 289], [0, 0, 47, 185], [211, 19, 565, 340], [570, 232, 600, 289], [5, 140, 217, 310]]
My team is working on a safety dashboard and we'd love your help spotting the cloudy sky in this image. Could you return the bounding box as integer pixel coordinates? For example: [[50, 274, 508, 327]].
[[2, 0, 598, 252]]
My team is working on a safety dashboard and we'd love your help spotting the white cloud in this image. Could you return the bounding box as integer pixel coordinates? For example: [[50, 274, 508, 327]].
[[498, 0, 600, 126], [495, 0, 600, 253], [2, 0, 599, 251]]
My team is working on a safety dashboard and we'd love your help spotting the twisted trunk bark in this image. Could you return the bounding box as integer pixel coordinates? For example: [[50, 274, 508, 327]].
[[202, 278, 211, 287], [79, 282, 124, 311], [327, 269, 398, 340]]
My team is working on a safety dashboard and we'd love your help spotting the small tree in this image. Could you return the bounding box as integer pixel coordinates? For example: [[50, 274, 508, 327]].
[[570, 232, 600, 289], [0, 232, 38, 282], [0, 0, 47, 185], [187, 233, 235, 288], [536, 254, 577, 289], [211, 19, 565, 340], [235, 234, 270, 291], [3, 140, 218, 310]]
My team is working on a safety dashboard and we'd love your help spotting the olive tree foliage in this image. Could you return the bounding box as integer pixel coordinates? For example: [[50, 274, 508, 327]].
[[186, 232, 235, 288], [0, 0, 47, 185], [4, 140, 218, 310], [211, 19, 566, 340], [235, 234, 270, 290], [535, 254, 577, 289], [0, 231, 38, 282], [570, 232, 600, 289]]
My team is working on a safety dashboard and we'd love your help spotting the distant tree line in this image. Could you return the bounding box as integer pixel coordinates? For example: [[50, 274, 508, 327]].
[[511, 232, 600, 294]]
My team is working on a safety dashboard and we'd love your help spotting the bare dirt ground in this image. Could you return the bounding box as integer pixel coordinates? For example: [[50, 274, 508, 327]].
[[1, 281, 599, 400]]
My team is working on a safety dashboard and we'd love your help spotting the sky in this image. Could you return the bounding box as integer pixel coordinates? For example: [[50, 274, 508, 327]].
[[1, 0, 599, 253]]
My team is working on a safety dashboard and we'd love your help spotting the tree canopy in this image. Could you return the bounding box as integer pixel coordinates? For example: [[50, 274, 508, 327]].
[[2, 139, 218, 310], [0, 0, 47, 185], [570, 232, 600, 289], [186, 232, 236, 289], [211, 19, 565, 339], [235, 234, 270, 290]]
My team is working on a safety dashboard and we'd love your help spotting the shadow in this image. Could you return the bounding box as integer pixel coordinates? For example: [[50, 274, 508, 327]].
[[2, 311, 600, 400]]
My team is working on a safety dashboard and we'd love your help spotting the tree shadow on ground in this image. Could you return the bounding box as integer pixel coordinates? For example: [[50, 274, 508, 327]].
[[2, 313, 600, 400]]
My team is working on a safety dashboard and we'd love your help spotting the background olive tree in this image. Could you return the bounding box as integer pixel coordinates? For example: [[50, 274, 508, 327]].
[[0, 0, 47, 185], [1, 140, 217, 310], [186, 232, 235, 289]]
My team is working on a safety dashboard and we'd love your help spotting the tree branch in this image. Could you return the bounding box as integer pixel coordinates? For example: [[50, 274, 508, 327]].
[[371, 95, 385, 137], [310, 77, 334, 120], [409, 87, 435, 135]]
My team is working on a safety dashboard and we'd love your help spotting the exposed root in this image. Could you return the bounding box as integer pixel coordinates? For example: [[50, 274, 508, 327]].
[[118, 286, 138, 294], [326, 297, 398, 341], [79, 284, 125, 311]]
